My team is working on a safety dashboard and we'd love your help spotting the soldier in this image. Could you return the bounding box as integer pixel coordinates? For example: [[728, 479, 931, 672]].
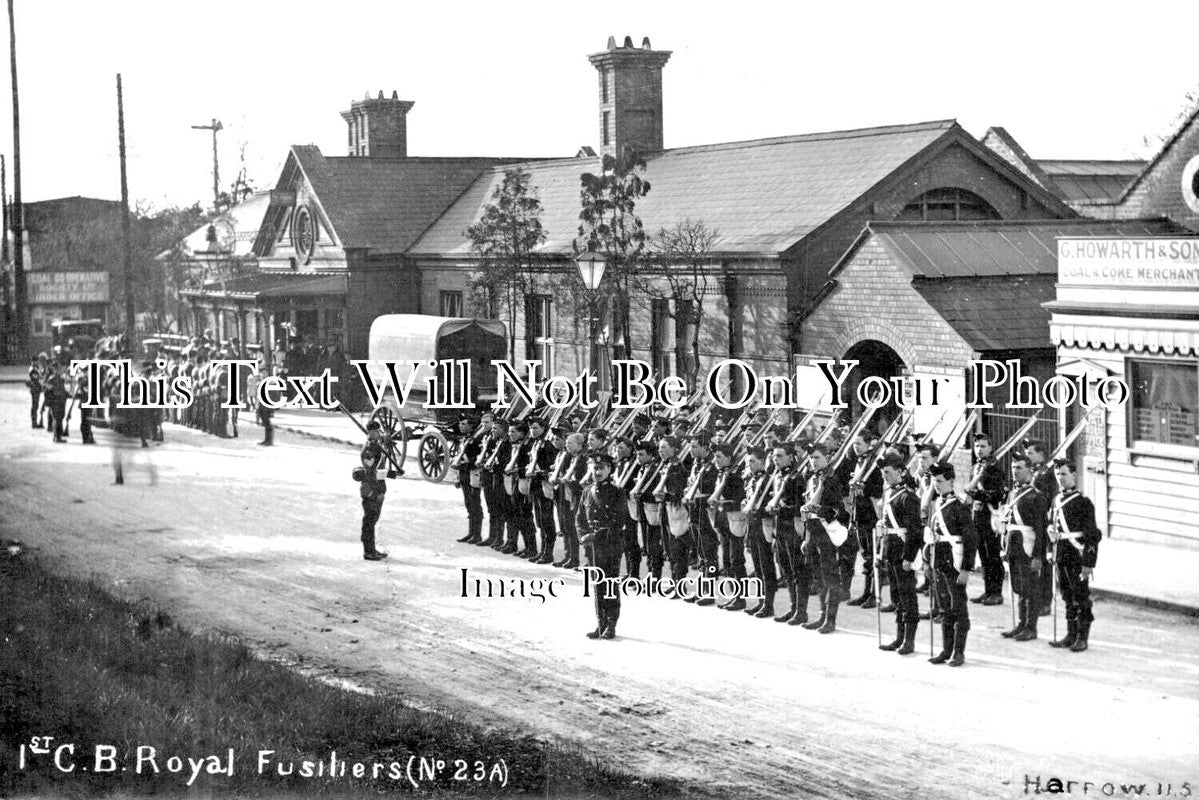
[[654, 435, 690, 594], [357, 419, 396, 561], [877, 455, 922, 654], [800, 443, 848, 633], [526, 417, 559, 564], [927, 463, 978, 667], [26, 353, 46, 429], [999, 453, 1049, 642], [631, 413, 652, 442], [964, 433, 1007, 606], [611, 437, 642, 578], [1047, 459, 1101, 652], [72, 364, 96, 445], [553, 431, 587, 568], [649, 416, 672, 442], [1025, 439, 1057, 616], [741, 447, 777, 618], [914, 443, 939, 599], [576, 453, 626, 640], [503, 420, 535, 557], [630, 440, 665, 580], [684, 432, 720, 605], [710, 443, 748, 611], [455, 414, 486, 545], [842, 430, 884, 609], [42, 362, 70, 443], [766, 441, 806, 624], [480, 417, 512, 550]]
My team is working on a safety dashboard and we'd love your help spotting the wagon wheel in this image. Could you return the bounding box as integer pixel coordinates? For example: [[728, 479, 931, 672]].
[[368, 406, 408, 473], [417, 429, 451, 483]]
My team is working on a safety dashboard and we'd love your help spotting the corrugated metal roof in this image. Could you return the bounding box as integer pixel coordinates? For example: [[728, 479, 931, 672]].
[[912, 275, 1057, 352], [408, 120, 958, 257], [869, 219, 1182, 278], [1037, 160, 1144, 203]]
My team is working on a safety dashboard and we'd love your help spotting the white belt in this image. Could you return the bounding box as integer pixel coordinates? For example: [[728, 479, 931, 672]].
[[1007, 524, 1033, 533], [882, 527, 907, 537]]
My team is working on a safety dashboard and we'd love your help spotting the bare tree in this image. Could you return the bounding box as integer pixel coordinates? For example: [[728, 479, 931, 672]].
[[645, 218, 719, 385]]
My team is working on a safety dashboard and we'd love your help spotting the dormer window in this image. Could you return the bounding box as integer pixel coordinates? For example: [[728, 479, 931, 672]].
[[898, 188, 1001, 221]]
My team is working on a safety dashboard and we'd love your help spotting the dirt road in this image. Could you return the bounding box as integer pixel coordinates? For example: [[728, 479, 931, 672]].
[[3, 386, 1198, 799]]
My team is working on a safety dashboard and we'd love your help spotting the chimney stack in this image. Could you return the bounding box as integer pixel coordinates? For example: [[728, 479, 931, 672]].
[[588, 36, 671, 159], [340, 91, 415, 157]]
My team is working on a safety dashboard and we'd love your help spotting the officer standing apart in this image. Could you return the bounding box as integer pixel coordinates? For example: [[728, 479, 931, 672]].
[[964, 433, 1007, 606], [928, 463, 979, 667], [877, 455, 923, 654], [999, 454, 1049, 642], [357, 420, 397, 561], [577, 453, 626, 640], [1048, 459, 1102, 652]]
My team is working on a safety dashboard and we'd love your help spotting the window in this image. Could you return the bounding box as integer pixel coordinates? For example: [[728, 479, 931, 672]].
[[650, 299, 672, 377], [601, 70, 609, 103], [897, 188, 1001, 221], [525, 294, 553, 371], [1128, 359, 1199, 449], [440, 290, 464, 318], [602, 111, 610, 147]]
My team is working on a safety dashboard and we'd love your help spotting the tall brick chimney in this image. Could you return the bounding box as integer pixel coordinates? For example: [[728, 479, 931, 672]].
[[588, 36, 671, 160], [340, 91, 415, 158]]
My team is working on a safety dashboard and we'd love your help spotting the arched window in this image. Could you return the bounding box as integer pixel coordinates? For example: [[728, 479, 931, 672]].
[[897, 188, 1001, 221]]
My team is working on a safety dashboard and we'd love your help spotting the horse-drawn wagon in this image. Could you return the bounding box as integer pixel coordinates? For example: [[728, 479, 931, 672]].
[[363, 314, 507, 482]]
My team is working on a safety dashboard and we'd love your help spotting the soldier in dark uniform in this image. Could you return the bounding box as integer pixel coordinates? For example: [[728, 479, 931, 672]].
[[684, 432, 720, 605], [72, 365, 96, 445], [502, 421, 534, 557], [800, 444, 848, 633], [629, 440, 664, 579], [999, 453, 1049, 642], [767, 442, 806, 625], [710, 443, 748, 611], [631, 413, 652, 443], [43, 362, 70, 443], [654, 435, 690, 593], [526, 417, 559, 563], [577, 453, 626, 639], [877, 455, 923, 654], [927, 463, 978, 667], [455, 414, 486, 545], [964, 433, 1007, 606], [611, 437, 642, 578], [1048, 460, 1102, 652], [741, 447, 777, 618], [649, 416, 671, 442], [357, 420, 397, 561], [1025, 439, 1057, 616], [842, 430, 885, 608], [554, 431, 587, 568], [479, 417, 511, 550]]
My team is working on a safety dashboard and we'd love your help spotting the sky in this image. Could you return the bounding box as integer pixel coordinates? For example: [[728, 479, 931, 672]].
[[2, 0, 1198, 210]]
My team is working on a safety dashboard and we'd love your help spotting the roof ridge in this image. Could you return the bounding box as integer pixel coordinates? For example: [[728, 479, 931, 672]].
[[656, 119, 957, 156], [869, 217, 1172, 230]]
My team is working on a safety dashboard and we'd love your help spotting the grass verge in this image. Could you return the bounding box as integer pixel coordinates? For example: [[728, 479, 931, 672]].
[[0, 554, 688, 798]]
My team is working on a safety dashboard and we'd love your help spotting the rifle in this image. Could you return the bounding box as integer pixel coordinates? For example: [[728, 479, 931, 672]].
[[1049, 406, 1099, 461], [336, 402, 405, 475]]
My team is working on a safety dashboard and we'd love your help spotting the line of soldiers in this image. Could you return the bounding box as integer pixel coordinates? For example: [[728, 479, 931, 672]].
[[26, 352, 95, 444], [451, 406, 1102, 660], [162, 344, 244, 440]]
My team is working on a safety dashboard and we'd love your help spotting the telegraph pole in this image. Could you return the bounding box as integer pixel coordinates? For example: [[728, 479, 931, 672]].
[[191, 118, 222, 210], [117, 74, 134, 334], [8, 0, 25, 358]]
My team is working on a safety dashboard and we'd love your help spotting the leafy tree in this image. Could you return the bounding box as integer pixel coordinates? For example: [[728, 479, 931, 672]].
[[465, 168, 546, 360], [646, 218, 719, 385], [574, 149, 651, 359]]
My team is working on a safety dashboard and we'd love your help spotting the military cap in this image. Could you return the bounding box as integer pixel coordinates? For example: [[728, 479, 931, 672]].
[[588, 427, 609, 441], [634, 440, 657, 454], [688, 431, 712, 447], [550, 422, 570, 435], [653, 415, 671, 426], [526, 415, 545, 428], [879, 454, 907, 472], [590, 452, 615, 470], [711, 443, 734, 458], [929, 462, 956, 479], [806, 442, 829, 457], [458, 413, 479, 426], [774, 441, 797, 456], [973, 432, 991, 443], [366, 420, 382, 432], [745, 446, 767, 460], [491, 417, 509, 428], [660, 434, 681, 450], [510, 420, 529, 434], [633, 413, 652, 426], [770, 423, 788, 437]]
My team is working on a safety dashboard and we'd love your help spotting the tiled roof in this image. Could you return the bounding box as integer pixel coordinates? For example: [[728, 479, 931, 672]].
[[912, 275, 1057, 352], [1037, 160, 1144, 203], [408, 120, 959, 257], [171, 191, 271, 259], [864, 218, 1182, 278], [291, 147, 522, 253]]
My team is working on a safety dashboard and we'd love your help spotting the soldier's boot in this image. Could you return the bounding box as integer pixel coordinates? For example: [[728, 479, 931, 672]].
[[948, 627, 969, 667], [696, 565, 718, 607], [457, 524, 476, 544], [752, 593, 775, 619], [536, 534, 557, 564], [878, 581, 897, 613], [818, 600, 839, 634], [774, 585, 798, 623], [848, 570, 873, 607], [1001, 599, 1026, 638], [880, 618, 905, 651], [1069, 621, 1091, 653], [743, 596, 765, 615], [500, 522, 519, 554], [929, 621, 954, 664], [897, 622, 919, 655], [1048, 618, 1078, 649], [587, 612, 606, 640], [787, 584, 810, 626], [1014, 599, 1039, 641], [602, 612, 618, 639], [552, 533, 570, 567], [520, 527, 539, 559], [801, 595, 826, 630]]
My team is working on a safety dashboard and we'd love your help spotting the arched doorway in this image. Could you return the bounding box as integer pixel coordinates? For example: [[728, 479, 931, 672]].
[[843, 339, 905, 436]]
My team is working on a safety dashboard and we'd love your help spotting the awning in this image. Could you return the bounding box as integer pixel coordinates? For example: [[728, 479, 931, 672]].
[[1050, 315, 1199, 356], [181, 272, 347, 302]]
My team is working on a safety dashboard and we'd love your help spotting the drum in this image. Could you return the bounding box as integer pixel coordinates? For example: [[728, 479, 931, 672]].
[[726, 510, 749, 538], [469, 469, 482, 489], [542, 481, 554, 499], [627, 499, 640, 521], [643, 502, 661, 523], [518, 477, 532, 496], [503, 474, 515, 495], [666, 502, 690, 538], [761, 515, 776, 544]]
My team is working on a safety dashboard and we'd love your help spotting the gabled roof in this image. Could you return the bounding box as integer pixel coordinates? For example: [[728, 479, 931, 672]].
[[285, 146, 526, 253], [912, 274, 1057, 352], [409, 120, 964, 257], [166, 191, 271, 260], [1113, 103, 1199, 205], [845, 218, 1184, 279], [1038, 160, 1144, 203]]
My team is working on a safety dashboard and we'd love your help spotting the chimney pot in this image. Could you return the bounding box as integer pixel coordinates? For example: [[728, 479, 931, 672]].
[[642, 37, 651, 49], [622, 35, 634, 48], [606, 35, 616, 49]]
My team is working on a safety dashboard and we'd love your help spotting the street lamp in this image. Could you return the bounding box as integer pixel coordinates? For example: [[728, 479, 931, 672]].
[[574, 250, 607, 385]]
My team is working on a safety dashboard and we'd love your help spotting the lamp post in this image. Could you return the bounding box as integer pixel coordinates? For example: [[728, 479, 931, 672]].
[[574, 250, 607, 384]]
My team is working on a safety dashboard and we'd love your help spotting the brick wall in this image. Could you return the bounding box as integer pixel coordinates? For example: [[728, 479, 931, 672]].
[[1119, 116, 1199, 232], [345, 252, 421, 359]]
